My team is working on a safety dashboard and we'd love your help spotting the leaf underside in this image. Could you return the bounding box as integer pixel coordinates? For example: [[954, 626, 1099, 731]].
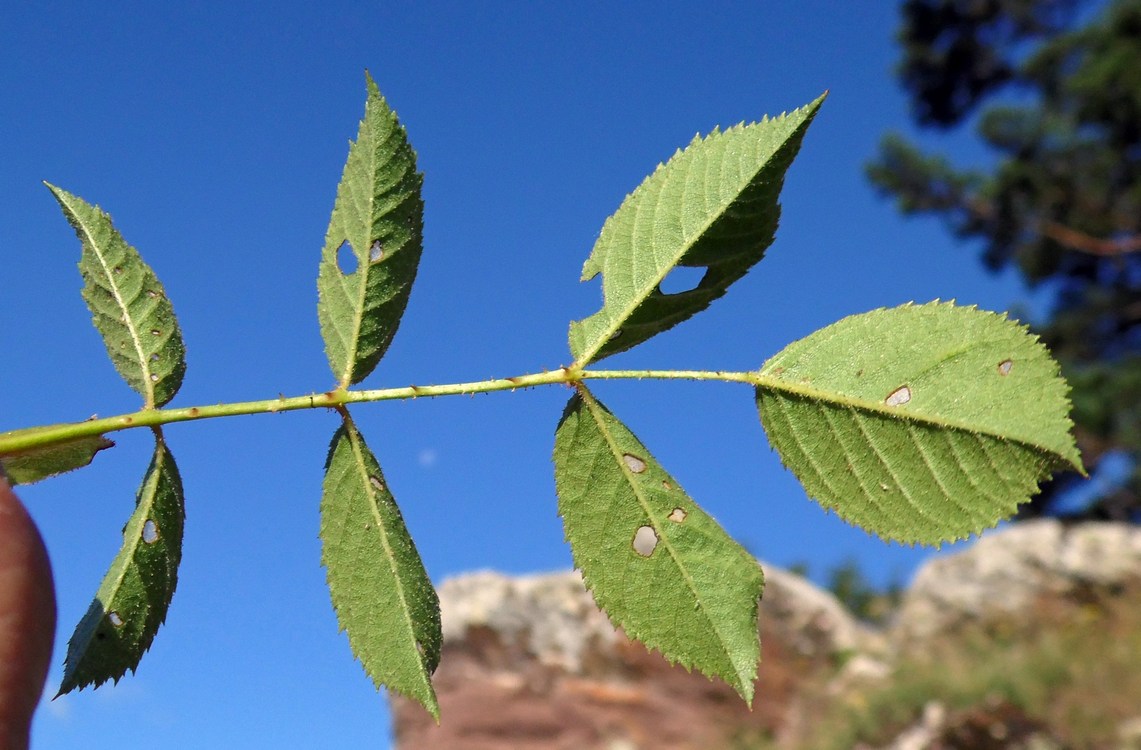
[[318, 72, 424, 387], [756, 302, 1082, 546], [46, 184, 186, 408], [0, 431, 114, 485], [58, 432, 184, 695], [321, 414, 441, 719], [553, 387, 763, 703], [568, 94, 825, 366]]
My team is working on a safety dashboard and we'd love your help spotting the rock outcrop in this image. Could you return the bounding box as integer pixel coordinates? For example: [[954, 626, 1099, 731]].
[[392, 520, 1141, 750], [893, 520, 1141, 643]]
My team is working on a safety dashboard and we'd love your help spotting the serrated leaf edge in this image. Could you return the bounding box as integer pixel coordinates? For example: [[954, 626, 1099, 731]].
[[572, 386, 758, 700], [45, 183, 183, 408], [57, 430, 182, 694], [323, 415, 440, 719], [570, 95, 826, 366]]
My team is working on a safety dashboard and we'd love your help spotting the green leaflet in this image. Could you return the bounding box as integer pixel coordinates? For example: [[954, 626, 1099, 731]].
[[568, 95, 825, 366], [46, 184, 186, 408], [553, 387, 763, 703], [756, 302, 1083, 546], [58, 431, 184, 695], [321, 414, 441, 719], [318, 73, 424, 387], [0, 430, 113, 485]]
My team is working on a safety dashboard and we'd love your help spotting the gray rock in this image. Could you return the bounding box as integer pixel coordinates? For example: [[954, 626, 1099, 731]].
[[894, 520, 1141, 642]]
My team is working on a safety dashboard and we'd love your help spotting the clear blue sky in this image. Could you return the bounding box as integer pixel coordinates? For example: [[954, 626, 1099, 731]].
[[3, 3, 1032, 747]]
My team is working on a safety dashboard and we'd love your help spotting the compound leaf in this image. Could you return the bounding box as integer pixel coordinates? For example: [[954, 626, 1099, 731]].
[[756, 302, 1082, 546], [0, 430, 113, 485], [58, 431, 184, 695], [553, 387, 763, 703], [321, 414, 440, 719], [568, 94, 825, 366], [46, 184, 186, 408], [318, 73, 424, 387]]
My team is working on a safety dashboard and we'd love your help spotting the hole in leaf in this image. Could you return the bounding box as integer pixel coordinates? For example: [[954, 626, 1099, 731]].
[[368, 476, 385, 493], [149, 374, 159, 382], [142, 520, 159, 544], [998, 359, 1013, 376], [609, 329, 623, 341], [336, 240, 358, 275], [622, 453, 647, 473], [108, 611, 125, 628], [150, 328, 162, 336], [113, 266, 124, 275], [632, 525, 658, 556], [668, 507, 687, 523], [659, 265, 706, 295], [885, 385, 911, 407], [369, 239, 384, 263], [150, 353, 160, 362]]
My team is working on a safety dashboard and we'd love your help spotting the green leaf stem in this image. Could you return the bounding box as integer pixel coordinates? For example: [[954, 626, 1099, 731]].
[[0, 430, 113, 485]]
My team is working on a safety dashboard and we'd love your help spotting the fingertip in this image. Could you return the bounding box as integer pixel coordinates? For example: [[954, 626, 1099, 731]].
[[0, 477, 57, 745]]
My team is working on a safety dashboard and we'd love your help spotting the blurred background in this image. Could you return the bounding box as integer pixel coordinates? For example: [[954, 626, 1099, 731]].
[[2, 1, 1136, 747]]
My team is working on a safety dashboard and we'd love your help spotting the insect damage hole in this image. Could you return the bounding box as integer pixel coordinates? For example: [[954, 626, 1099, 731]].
[[369, 239, 384, 263], [142, 519, 160, 544], [667, 508, 687, 523], [368, 476, 385, 493], [885, 385, 911, 407], [108, 611, 125, 628], [998, 359, 1013, 376], [659, 265, 707, 295], [622, 454, 647, 473], [632, 526, 658, 556], [336, 240, 358, 275]]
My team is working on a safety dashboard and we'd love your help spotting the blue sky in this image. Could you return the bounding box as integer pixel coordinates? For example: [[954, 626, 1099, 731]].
[[2, 3, 1039, 747]]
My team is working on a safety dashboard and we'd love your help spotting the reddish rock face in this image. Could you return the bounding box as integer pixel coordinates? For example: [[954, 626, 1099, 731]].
[[392, 521, 1141, 750], [391, 568, 871, 750]]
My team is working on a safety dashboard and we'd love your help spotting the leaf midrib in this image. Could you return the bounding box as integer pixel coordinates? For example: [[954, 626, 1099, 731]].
[[576, 131, 758, 366], [343, 421, 429, 685], [757, 375, 1077, 469], [60, 191, 156, 407]]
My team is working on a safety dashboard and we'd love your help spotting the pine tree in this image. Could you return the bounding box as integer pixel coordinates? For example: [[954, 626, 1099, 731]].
[[869, 0, 1141, 519]]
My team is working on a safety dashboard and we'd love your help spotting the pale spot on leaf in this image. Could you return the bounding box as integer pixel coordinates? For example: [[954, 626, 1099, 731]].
[[632, 525, 658, 556], [998, 359, 1013, 376], [108, 612, 124, 628], [149, 374, 159, 382], [369, 240, 384, 263], [622, 453, 647, 473], [368, 476, 385, 493], [142, 519, 159, 544], [668, 508, 687, 523], [885, 385, 911, 407]]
